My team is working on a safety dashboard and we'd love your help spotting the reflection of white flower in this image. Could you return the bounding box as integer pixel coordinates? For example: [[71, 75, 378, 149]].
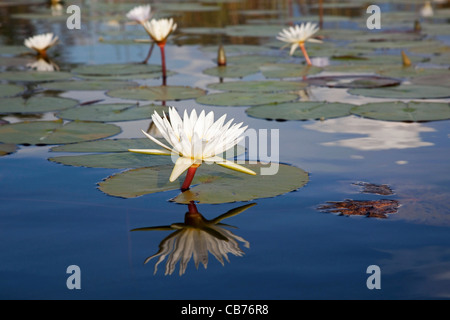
[[136, 203, 253, 276], [126, 4, 152, 24], [129, 107, 255, 184], [277, 22, 322, 56], [24, 33, 59, 53], [143, 18, 177, 44], [26, 58, 59, 72]]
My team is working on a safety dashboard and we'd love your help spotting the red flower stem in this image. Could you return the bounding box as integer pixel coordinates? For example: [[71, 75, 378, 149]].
[[181, 164, 199, 192], [158, 42, 167, 86], [187, 201, 199, 215], [300, 42, 312, 66]]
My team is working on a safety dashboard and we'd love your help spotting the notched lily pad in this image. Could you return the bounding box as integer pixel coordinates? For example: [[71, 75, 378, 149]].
[[0, 96, 79, 114], [71, 63, 161, 76], [107, 86, 206, 101], [348, 85, 450, 99], [351, 101, 450, 122], [196, 91, 299, 106], [260, 64, 322, 79], [0, 71, 73, 82], [41, 80, 139, 91], [246, 101, 354, 121], [0, 84, 25, 98], [318, 199, 400, 219], [203, 65, 260, 79], [207, 80, 307, 93], [0, 120, 121, 145], [56, 103, 167, 122], [98, 162, 309, 204], [306, 75, 400, 89]]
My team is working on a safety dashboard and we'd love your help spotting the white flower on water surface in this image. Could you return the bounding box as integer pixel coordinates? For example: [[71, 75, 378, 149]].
[[129, 107, 256, 183], [24, 33, 59, 54], [276, 22, 322, 56], [126, 4, 152, 24], [142, 18, 177, 44]]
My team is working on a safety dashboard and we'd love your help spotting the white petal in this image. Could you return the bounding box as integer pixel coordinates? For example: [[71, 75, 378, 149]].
[[128, 149, 172, 156], [141, 130, 174, 152], [170, 157, 196, 182], [208, 156, 257, 176]]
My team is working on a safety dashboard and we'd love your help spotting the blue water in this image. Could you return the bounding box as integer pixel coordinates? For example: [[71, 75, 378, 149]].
[[1, 0, 449, 300]]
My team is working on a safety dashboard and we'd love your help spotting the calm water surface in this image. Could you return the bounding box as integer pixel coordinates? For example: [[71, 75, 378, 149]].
[[0, 0, 449, 299]]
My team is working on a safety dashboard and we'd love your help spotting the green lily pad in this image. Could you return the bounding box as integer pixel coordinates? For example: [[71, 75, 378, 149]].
[[98, 162, 309, 204], [0, 45, 29, 56], [246, 101, 354, 121], [348, 85, 450, 99], [0, 71, 73, 82], [200, 44, 270, 55], [50, 138, 159, 153], [224, 24, 283, 37], [207, 80, 307, 93], [324, 65, 449, 78], [411, 74, 450, 88], [0, 96, 79, 114], [107, 86, 206, 101], [260, 64, 323, 79], [0, 120, 121, 145], [196, 92, 299, 106], [56, 103, 167, 122], [41, 80, 139, 91], [71, 63, 161, 76], [226, 54, 280, 65], [306, 75, 400, 89], [49, 152, 171, 169], [0, 84, 25, 98], [351, 101, 450, 122], [0, 143, 18, 156], [203, 65, 260, 79]]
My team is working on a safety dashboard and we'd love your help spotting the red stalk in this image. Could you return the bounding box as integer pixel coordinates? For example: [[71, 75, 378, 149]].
[[158, 42, 167, 86], [181, 164, 200, 192], [300, 42, 312, 66]]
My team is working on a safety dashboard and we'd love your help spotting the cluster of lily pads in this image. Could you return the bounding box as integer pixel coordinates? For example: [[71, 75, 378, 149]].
[[1, 0, 449, 205]]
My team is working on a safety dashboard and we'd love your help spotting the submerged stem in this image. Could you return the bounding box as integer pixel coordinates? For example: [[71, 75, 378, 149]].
[[300, 42, 312, 66], [142, 42, 155, 64]]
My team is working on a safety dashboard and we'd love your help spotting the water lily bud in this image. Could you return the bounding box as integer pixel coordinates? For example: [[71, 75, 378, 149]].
[[217, 45, 227, 66], [401, 50, 412, 67]]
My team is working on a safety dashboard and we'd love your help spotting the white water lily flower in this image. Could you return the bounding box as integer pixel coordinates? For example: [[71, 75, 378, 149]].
[[129, 107, 256, 183], [126, 4, 152, 24], [142, 18, 177, 43], [24, 33, 59, 53], [277, 22, 322, 56]]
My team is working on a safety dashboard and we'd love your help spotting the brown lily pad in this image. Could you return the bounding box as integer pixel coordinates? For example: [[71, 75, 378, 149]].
[[318, 199, 400, 219], [353, 182, 395, 196]]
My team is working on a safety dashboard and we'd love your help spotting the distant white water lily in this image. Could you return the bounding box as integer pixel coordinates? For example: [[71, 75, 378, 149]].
[[126, 4, 152, 24], [129, 107, 256, 191], [142, 18, 177, 84], [24, 33, 59, 58], [420, 1, 433, 17], [134, 202, 253, 276], [277, 22, 322, 66]]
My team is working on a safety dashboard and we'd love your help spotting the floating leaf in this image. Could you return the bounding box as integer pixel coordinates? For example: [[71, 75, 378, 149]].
[[50, 138, 158, 153], [49, 152, 171, 169], [107, 86, 206, 101], [260, 64, 322, 79], [41, 80, 139, 91], [318, 199, 400, 219], [207, 80, 307, 93], [0, 143, 18, 156], [203, 65, 260, 79], [197, 92, 298, 106], [0, 71, 73, 82], [0, 96, 79, 114], [0, 84, 25, 98], [226, 55, 280, 65], [351, 101, 450, 122], [98, 162, 309, 204], [353, 182, 395, 196], [56, 103, 167, 122], [306, 75, 400, 89], [0, 120, 121, 145], [348, 85, 450, 99], [224, 24, 283, 38], [71, 63, 161, 76], [200, 44, 271, 55], [246, 101, 354, 121], [411, 74, 450, 88]]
